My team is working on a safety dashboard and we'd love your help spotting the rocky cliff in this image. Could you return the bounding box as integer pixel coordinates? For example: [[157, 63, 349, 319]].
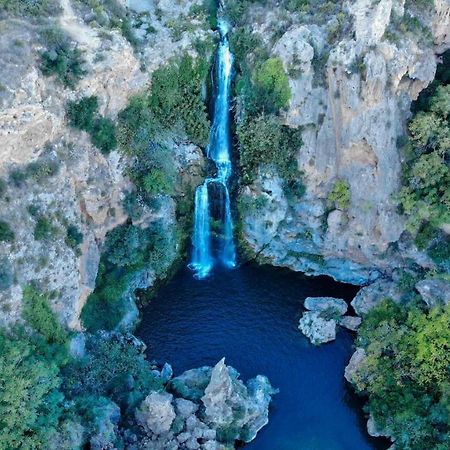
[[239, 0, 450, 284], [0, 0, 209, 329]]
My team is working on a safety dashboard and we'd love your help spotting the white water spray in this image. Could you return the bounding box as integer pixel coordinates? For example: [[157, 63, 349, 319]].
[[189, 5, 236, 279]]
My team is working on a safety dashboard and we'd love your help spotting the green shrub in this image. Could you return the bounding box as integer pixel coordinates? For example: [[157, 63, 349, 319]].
[[328, 179, 351, 210], [0, 0, 60, 16], [239, 57, 291, 116], [40, 27, 86, 88], [62, 333, 163, 409], [8, 168, 27, 187], [148, 54, 210, 147], [67, 96, 118, 154], [142, 169, 174, 196], [34, 216, 58, 241], [238, 114, 302, 185], [0, 258, 13, 290], [354, 300, 450, 449], [0, 331, 63, 450], [25, 159, 60, 181], [22, 285, 68, 344], [0, 220, 14, 242], [253, 58, 291, 113], [81, 221, 174, 331], [90, 117, 117, 154], [66, 225, 83, 249], [398, 74, 450, 237], [0, 178, 6, 197], [67, 96, 99, 131]]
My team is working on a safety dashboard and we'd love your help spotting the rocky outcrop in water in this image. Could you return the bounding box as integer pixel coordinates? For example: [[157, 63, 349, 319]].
[[239, 0, 450, 285], [134, 358, 277, 449]]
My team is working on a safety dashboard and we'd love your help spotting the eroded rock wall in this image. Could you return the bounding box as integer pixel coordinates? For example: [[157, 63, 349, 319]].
[[239, 0, 450, 284], [0, 0, 208, 328]]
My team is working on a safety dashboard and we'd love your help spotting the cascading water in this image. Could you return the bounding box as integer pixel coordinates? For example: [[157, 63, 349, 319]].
[[189, 4, 236, 279]]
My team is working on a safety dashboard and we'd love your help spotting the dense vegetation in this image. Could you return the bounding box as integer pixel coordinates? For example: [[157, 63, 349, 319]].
[[40, 26, 86, 88], [0, 299, 162, 449], [227, 1, 304, 195], [398, 54, 450, 270], [354, 300, 450, 450], [0, 0, 60, 16], [79, 53, 211, 331], [81, 221, 174, 331], [67, 96, 117, 154]]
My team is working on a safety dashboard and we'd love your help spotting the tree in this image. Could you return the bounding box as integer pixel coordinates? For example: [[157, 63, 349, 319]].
[[0, 332, 63, 449]]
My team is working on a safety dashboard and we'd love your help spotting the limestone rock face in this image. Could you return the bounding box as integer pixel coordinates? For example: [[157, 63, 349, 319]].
[[351, 279, 403, 316], [136, 391, 176, 435], [416, 278, 450, 308], [304, 296, 348, 315], [0, 1, 207, 329], [239, 0, 449, 284], [298, 311, 337, 345], [201, 358, 276, 442]]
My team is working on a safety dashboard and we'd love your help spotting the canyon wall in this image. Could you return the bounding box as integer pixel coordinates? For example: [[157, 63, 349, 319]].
[[0, 0, 207, 329], [239, 0, 450, 284]]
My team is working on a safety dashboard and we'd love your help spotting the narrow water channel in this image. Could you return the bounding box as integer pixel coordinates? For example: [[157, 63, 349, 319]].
[[137, 264, 388, 450]]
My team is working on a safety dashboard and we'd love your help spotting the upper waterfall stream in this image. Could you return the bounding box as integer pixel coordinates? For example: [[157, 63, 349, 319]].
[[190, 9, 236, 279]]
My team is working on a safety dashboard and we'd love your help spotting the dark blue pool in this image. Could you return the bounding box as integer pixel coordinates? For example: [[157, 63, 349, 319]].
[[137, 264, 387, 450]]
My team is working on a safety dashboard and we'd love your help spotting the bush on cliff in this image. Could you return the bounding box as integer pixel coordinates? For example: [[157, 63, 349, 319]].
[[353, 300, 450, 450], [67, 96, 117, 154], [0, 0, 60, 16], [238, 114, 302, 187], [40, 26, 86, 88], [81, 221, 174, 331], [399, 74, 450, 239], [0, 220, 14, 242]]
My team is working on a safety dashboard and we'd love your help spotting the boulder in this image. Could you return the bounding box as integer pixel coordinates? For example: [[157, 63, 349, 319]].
[[304, 296, 348, 315], [169, 366, 212, 401], [298, 311, 336, 345], [339, 316, 362, 331], [351, 279, 402, 316], [174, 398, 198, 418], [161, 362, 174, 383], [135, 391, 176, 435], [415, 278, 450, 308], [344, 348, 366, 384]]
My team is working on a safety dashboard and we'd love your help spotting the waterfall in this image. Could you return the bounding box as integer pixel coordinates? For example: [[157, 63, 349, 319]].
[[189, 6, 236, 279]]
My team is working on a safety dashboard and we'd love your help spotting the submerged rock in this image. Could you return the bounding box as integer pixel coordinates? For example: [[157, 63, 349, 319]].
[[298, 311, 336, 345], [304, 296, 348, 316]]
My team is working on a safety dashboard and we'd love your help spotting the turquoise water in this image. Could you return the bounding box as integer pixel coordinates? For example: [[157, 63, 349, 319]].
[[137, 264, 388, 450]]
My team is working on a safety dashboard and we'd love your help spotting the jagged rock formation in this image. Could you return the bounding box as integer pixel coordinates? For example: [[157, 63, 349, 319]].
[[134, 358, 277, 449], [0, 0, 208, 328], [239, 0, 450, 284]]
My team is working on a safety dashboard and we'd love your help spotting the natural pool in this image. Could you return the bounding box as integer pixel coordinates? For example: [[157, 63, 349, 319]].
[[137, 264, 388, 450]]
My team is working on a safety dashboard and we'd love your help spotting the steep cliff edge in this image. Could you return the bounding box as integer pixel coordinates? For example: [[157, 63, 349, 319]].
[[237, 0, 450, 284], [0, 0, 209, 329]]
